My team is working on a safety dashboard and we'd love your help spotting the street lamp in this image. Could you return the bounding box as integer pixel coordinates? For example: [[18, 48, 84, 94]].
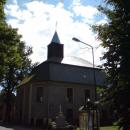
[[72, 37, 99, 130], [72, 37, 96, 99]]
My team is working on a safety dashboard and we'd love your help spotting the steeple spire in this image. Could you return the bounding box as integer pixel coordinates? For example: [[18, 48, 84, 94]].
[[51, 31, 60, 44], [47, 30, 64, 63]]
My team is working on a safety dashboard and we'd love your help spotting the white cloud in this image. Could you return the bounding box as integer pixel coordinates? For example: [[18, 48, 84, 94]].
[[72, 5, 99, 24], [5, 0, 104, 65]]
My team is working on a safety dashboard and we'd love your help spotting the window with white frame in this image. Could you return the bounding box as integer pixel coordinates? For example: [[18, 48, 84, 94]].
[[84, 89, 90, 103], [67, 88, 73, 103], [36, 87, 43, 103]]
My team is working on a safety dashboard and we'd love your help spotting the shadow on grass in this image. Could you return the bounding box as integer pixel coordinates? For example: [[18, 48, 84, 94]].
[[0, 121, 42, 130]]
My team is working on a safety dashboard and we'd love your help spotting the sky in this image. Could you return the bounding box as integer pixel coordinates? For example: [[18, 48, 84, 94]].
[[5, 0, 107, 66]]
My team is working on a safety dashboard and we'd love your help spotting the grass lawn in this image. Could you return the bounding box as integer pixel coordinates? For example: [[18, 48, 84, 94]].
[[100, 126, 119, 130]]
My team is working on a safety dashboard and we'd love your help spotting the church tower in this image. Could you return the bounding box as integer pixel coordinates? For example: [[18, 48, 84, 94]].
[[47, 31, 64, 63]]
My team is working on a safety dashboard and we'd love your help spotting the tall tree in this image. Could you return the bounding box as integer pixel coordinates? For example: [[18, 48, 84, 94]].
[[93, 0, 130, 130], [0, 0, 6, 23], [0, 0, 34, 121]]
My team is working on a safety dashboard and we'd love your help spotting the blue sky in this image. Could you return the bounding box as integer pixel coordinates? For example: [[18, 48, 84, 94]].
[[5, 0, 107, 65], [7, 0, 104, 7]]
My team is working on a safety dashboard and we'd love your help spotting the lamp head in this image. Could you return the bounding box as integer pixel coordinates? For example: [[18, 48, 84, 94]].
[[72, 37, 81, 42]]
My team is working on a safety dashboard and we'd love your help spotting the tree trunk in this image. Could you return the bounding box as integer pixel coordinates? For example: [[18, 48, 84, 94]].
[[5, 91, 12, 122]]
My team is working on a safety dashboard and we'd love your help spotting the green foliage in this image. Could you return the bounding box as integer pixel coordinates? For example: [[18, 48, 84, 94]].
[[0, 0, 6, 23], [0, 23, 34, 121], [93, 0, 130, 130], [97, 86, 105, 94], [0, 24, 33, 91], [0, 0, 35, 121]]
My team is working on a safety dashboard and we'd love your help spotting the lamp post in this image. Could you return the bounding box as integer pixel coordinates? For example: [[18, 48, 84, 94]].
[[72, 37, 99, 130], [72, 37, 96, 100]]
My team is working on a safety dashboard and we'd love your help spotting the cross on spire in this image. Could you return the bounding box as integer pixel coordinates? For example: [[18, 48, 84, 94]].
[[55, 21, 58, 31]]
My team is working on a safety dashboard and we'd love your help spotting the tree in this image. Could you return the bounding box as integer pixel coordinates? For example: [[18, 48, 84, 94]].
[[0, 0, 34, 121], [93, 0, 130, 129], [0, 0, 6, 23]]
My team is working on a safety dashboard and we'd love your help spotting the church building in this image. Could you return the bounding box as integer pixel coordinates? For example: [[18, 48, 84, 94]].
[[16, 31, 106, 127]]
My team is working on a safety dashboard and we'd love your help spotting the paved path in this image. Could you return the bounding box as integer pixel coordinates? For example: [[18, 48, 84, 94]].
[[0, 125, 42, 130]]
